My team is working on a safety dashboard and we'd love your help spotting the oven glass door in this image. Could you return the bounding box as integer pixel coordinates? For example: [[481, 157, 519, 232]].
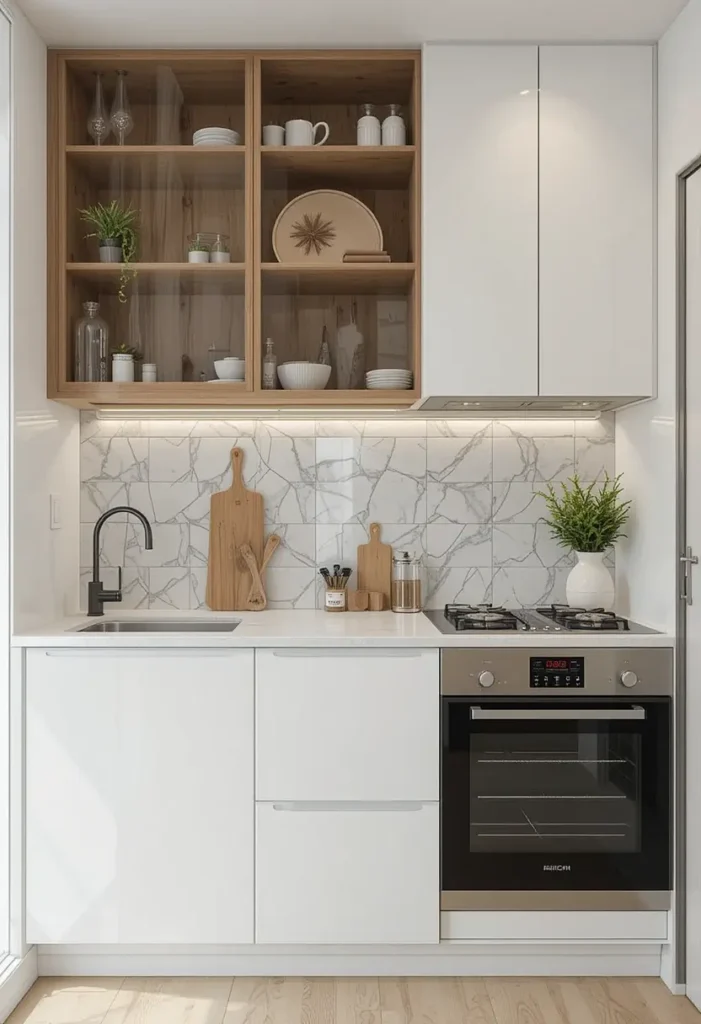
[[442, 698, 671, 892]]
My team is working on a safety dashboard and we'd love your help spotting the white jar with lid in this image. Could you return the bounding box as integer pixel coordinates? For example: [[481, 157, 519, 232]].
[[382, 104, 406, 146], [142, 363, 157, 382], [357, 103, 381, 146]]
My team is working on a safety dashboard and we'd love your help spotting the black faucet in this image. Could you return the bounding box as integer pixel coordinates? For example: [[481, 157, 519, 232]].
[[88, 506, 154, 616]]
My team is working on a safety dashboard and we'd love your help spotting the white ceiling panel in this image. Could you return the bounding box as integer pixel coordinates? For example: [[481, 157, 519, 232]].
[[14, 0, 691, 47]]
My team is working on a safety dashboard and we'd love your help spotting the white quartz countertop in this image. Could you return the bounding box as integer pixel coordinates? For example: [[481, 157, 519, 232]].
[[12, 610, 674, 648]]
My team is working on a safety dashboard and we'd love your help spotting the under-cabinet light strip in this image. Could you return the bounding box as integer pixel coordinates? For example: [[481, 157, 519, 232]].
[[94, 407, 603, 421]]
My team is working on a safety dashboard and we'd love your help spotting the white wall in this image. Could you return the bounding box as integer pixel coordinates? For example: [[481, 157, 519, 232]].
[[8, 0, 79, 632], [616, 0, 701, 630]]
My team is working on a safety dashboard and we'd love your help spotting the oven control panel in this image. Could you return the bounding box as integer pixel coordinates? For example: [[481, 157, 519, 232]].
[[530, 656, 584, 688]]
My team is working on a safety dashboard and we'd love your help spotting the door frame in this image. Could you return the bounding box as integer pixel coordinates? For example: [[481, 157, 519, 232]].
[[675, 152, 701, 988]]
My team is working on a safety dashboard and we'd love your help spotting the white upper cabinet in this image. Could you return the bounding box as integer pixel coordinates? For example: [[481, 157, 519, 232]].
[[26, 649, 254, 945], [422, 45, 539, 397], [539, 46, 654, 398]]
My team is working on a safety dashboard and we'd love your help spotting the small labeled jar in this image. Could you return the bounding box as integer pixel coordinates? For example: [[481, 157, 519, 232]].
[[391, 551, 423, 613], [325, 589, 347, 612]]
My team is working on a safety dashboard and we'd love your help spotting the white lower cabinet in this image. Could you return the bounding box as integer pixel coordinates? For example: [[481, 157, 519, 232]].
[[256, 801, 439, 945], [26, 648, 254, 944]]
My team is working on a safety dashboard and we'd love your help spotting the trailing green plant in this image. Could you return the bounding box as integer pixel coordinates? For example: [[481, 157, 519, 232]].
[[538, 474, 631, 553], [112, 342, 143, 361], [80, 200, 138, 303]]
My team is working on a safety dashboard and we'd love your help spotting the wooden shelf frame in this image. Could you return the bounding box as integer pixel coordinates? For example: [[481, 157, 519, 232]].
[[48, 49, 421, 408]]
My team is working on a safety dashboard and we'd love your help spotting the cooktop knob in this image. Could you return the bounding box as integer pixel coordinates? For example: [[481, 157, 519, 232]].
[[478, 670, 495, 688], [620, 670, 639, 688]]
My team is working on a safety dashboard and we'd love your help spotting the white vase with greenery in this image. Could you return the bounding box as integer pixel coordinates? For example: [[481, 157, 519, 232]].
[[540, 475, 631, 611]]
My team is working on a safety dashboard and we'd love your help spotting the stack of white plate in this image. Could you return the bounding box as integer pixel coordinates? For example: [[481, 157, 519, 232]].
[[193, 127, 241, 147], [365, 369, 413, 390]]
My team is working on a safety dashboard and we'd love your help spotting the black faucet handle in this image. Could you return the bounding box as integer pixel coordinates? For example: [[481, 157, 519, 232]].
[[115, 565, 122, 593]]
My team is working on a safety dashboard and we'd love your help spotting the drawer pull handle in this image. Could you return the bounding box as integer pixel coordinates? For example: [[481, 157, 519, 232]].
[[270, 650, 426, 659], [269, 801, 425, 813]]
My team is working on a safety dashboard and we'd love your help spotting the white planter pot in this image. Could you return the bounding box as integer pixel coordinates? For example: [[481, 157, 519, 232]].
[[566, 551, 615, 611], [112, 353, 135, 383], [99, 241, 123, 263], [188, 250, 209, 263]]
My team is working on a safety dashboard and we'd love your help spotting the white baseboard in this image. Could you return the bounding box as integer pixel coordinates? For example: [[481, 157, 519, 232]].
[[37, 943, 663, 978], [0, 949, 38, 1023]]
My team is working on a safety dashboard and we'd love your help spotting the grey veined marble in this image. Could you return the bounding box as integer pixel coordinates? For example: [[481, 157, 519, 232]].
[[79, 414, 615, 611]]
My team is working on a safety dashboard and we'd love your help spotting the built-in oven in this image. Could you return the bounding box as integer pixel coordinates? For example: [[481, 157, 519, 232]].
[[441, 647, 673, 911]]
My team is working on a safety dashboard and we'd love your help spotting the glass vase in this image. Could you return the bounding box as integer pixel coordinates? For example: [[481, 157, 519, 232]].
[[74, 301, 109, 382], [110, 70, 133, 146], [87, 73, 110, 145]]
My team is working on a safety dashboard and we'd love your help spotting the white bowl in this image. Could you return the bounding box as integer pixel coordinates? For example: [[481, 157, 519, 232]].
[[214, 358, 245, 380], [278, 362, 332, 390]]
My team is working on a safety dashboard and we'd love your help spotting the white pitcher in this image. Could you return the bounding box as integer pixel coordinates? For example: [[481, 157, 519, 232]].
[[285, 119, 330, 146]]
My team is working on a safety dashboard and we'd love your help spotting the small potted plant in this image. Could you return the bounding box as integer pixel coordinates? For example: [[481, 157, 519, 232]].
[[111, 343, 143, 383], [539, 474, 631, 610], [80, 200, 138, 303], [188, 234, 211, 263]]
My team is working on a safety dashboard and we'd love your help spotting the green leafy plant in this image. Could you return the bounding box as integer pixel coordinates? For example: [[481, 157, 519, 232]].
[[112, 342, 143, 361], [188, 240, 210, 252], [538, 474, 631, 553], [80, 200, 138, 303]]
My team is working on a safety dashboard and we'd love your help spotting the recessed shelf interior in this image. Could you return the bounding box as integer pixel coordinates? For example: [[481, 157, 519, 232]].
[[65, 58, 246, 146]]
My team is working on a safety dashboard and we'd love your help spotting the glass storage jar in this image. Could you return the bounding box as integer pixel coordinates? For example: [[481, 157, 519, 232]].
[[74, 301, 109, 382], [391, 551, 423, 613]]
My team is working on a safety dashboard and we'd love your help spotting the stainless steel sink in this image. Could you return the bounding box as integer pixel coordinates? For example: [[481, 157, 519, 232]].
[[75, 620, 240, 633]]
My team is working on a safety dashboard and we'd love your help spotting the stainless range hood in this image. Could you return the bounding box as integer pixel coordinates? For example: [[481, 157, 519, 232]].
[[415, 395, 649, 413]]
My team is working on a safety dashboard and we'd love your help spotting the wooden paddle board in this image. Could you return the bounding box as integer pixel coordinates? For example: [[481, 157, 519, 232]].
[[357, 522, 392, 610], [206, 447, 265, 610]]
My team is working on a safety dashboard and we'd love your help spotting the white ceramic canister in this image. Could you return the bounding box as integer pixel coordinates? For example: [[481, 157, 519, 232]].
[[142, 363, 157, 382], [112, 353, 135, 382], [357, 104, 381, 146], [382, 104, 406, 146], [263, 123, 285, 146]]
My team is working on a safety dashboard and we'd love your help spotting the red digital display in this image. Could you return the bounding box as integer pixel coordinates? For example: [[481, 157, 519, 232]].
[[545, 659, 568, 670]]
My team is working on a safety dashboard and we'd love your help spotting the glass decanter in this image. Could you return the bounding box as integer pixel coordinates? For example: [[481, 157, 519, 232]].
[[110, 70, 134, 145], [74, 301, 109, 382], [87, 73, 110, 145]]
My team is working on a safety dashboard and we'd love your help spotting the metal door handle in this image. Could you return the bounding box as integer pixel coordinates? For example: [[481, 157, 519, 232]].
[[470, 707, 646, 721], [681, 546, 698, 605]]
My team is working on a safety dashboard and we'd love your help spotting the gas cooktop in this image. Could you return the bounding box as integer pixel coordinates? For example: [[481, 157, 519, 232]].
[[424, 603, 660, 635]]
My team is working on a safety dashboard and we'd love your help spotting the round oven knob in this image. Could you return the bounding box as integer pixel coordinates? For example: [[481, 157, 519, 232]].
[[620, 670, 639, 688], [478, 670, 495, 688]]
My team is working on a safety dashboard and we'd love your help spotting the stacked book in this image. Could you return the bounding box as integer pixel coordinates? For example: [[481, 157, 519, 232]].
[[342, 249, 391, 263]]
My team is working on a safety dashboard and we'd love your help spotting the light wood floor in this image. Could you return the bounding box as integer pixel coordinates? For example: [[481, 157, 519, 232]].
[[5, 977, 701, 1024]]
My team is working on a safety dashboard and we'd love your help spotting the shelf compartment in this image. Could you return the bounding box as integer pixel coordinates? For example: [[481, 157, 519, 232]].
[[65, 57, 247, 147], [66, 145, 246, 189], [262, 263, 414, 295], [67, 263, 246, 295], [261, 146, 414, 186]]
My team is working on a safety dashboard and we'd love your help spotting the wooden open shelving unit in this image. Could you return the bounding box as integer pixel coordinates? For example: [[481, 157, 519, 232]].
[[48, 50, 421, 408]]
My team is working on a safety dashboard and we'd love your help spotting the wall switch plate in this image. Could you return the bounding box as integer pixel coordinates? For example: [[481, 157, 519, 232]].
[[50, 494, 62, 530]]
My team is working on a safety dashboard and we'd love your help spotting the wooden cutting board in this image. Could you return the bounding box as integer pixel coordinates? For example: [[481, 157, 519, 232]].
[[206, 447, 265, 611], [357, 522, 392, 609]]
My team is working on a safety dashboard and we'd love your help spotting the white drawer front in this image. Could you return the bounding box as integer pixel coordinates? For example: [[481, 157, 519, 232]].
[[441, 910, 668, 942], [255, 649, 439, 801], [256, 801, 439, 945]]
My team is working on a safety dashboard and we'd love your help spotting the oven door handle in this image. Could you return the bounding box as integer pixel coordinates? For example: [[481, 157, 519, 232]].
[[470, 706, 646, 721]]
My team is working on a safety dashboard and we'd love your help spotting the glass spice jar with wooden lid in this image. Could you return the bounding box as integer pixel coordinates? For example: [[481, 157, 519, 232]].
[[391, 551, 423, 613]]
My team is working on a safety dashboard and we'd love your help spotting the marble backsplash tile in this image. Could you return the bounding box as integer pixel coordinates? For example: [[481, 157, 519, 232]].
[[79, 414, 615, 611]]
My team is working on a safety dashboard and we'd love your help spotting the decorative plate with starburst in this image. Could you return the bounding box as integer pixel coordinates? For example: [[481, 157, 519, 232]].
[[272, 189, 384, 264], [289, 212, 336, 256]]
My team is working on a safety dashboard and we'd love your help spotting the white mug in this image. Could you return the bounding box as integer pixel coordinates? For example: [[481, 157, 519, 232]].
[[284, 119, 330, 146], [263, 123, 285, 146]]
